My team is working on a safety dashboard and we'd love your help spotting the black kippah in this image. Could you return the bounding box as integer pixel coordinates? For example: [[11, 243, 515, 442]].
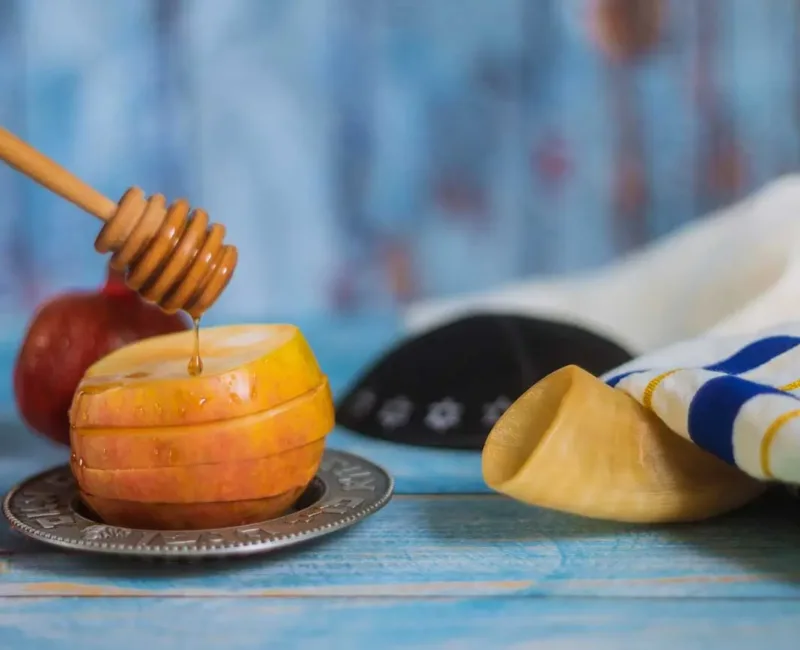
[[335, 313, 633, 449]]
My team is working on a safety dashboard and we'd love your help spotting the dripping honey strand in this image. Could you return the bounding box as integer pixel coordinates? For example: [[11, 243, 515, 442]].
[[188, 318, 203, 377]]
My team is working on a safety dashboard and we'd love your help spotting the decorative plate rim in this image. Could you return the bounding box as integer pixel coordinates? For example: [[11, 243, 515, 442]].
[[3, 448, 394, 559]]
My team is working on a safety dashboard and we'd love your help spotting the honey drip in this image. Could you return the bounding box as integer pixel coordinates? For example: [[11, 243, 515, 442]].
[[188, 318, 204, 376]]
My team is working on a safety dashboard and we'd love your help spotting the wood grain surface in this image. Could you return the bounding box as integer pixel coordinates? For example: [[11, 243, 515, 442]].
[[2, 597, 800, 650], [1, 492, 800, 598]]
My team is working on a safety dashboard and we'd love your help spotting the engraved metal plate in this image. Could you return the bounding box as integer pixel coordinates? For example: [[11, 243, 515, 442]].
[[2, 449, 393, 559]]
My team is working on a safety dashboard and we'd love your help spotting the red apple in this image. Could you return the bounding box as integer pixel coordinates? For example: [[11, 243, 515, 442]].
[[13, 266, 189, 446]]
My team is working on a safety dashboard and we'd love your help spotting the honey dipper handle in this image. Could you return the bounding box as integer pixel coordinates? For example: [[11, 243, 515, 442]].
[[0, 126, 117, 221]]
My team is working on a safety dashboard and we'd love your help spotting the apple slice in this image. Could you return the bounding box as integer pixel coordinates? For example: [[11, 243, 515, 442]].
[[81, 488, 305, 530], [72, 438, 325, 503], [69, 324, 324, 429], [71, 379, 333, 469]]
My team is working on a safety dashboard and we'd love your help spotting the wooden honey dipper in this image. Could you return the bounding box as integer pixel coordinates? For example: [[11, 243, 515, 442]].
[[0, 126, 237, 318]]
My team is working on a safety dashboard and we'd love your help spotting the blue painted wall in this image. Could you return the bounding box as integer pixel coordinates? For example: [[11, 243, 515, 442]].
[[0, 0, 797, 331]]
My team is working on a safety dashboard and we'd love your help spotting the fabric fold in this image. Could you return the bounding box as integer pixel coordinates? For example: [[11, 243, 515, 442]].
[[603, 325, 800, 484]]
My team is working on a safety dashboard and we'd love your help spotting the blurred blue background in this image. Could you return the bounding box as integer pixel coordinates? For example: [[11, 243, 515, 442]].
[[0, 0, 797, 339]]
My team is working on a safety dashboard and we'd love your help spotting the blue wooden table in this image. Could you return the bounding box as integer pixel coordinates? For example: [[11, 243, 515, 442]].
[[2, 317, 800, 649]]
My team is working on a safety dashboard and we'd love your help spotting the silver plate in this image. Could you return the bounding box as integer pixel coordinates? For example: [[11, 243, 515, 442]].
[[2, 449, 393, 559]]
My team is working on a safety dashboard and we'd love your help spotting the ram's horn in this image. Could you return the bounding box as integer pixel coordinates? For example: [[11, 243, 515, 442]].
[[482, 365, 766, 523]]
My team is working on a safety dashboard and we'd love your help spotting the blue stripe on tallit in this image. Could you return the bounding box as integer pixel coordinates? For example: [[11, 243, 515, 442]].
[[704, 336, 800, 374], [606, 370, 642, 387], [605, 335, 800, 388], [687, 375, 793, 465]]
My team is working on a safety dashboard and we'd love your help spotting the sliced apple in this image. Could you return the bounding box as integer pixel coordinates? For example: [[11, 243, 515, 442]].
[[69, 324, 324, 429], [81, 488, 305, 530], [71, 379, 333, 470], [72, 438, 325, 503]]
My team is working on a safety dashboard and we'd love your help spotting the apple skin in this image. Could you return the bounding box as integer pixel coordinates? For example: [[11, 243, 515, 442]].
[[69, 325, 324, 429], [63, 320, 333, 531], [70, 380, 333, 469], [13, 270, 188, 446], [71, 438, 326, 503], [80, 488, 305, 530]]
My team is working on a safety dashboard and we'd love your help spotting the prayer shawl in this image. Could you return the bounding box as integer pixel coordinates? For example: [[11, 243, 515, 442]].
[[604, 324, 800, 484]]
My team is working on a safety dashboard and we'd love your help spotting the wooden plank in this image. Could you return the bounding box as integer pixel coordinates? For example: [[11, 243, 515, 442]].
[[327, 429, 485, 493], [1, 494, 799, 598], [1, 596, 800, 650]]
